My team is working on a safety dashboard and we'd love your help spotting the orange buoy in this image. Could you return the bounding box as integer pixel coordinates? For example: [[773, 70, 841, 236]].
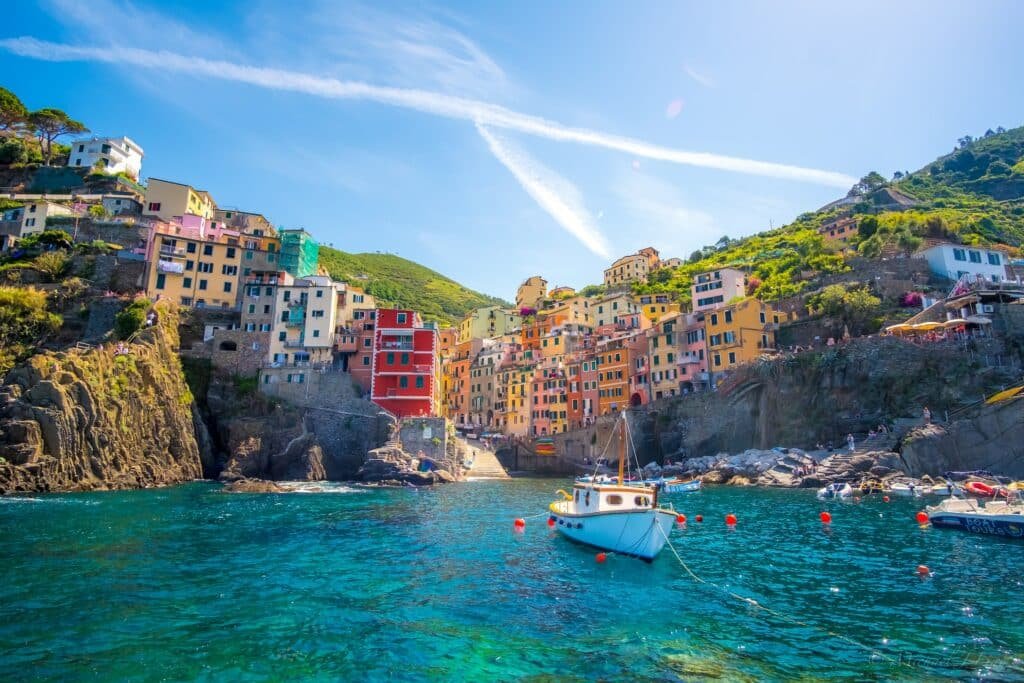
[[915, 511, 929, 525], [917, 564, 930, 577], [820, 511, 832, 524], [547, 517, 555, 528], [725, 513, 737, 526], [595, 552, 607, 564], [883, 496, 890, 503], [676, 514, 687, 524], [695, 515, 703, 523]]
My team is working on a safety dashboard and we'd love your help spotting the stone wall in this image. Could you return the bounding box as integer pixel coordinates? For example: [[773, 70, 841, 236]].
[[189, 329, 267, 377], [258, 368, 361, 409], [399, 417, 447, 462]]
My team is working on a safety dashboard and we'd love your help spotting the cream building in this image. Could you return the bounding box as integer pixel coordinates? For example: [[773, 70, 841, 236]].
[[515, 275, 547, 310], [457, 306, 522, 344], [144, 178, 217, 221], [691, 267, 746, 312], [603, 247, 660, 287]]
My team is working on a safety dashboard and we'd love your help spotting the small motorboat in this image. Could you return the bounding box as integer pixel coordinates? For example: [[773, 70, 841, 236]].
[[926, 498, 1024, 539], [926, 481, 965, 497], [551, 414, 678, 561], [817, 482, 853, 500], [887, 482, 924, 498], [639, 477, 702, 494]]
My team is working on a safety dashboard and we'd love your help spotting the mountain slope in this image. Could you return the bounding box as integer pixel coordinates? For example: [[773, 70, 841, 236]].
[[635, 124, 1024, 306], [317, 248, 507, 325]]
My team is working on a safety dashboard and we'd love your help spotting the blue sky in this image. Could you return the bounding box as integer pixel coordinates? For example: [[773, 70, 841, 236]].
[[2, 1, 1022, 299]]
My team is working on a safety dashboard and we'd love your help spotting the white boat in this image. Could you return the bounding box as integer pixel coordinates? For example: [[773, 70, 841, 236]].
[[641, 477, 702, 494], [926, 481, 965, 497], [926, 498, 1024, 538], [551, 414, 678, 561], [887, 482, 924, 498], [817, 482, 853, 500]]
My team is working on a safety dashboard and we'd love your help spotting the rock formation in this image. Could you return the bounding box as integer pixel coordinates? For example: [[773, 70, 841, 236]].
[[0, 301, 205, 493]]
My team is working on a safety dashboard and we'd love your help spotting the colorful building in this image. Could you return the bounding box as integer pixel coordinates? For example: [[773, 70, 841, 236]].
[[144, 178, 216, 221], [370, 309, 439, 418], [705, 298, 784, 373], [68, 136, 144, 179], [457, 305, 522, 344], [678, 312, 710, 392], [691, 267, 746, 312], [639, 294, 681, 325], [515, 275, 547, 311], [146, 225, 242, 309], [648, 314, 682, 400], [603, 246, 660, 287], [593, 292, 642, 329]]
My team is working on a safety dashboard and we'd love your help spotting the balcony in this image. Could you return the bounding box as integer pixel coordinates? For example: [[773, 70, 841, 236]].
[[285, 318, 305, 328], [283, 340, 307, 348], [159, 245, 186, 257], [379, 341, 414, 351], [287, 299, 306, 308]]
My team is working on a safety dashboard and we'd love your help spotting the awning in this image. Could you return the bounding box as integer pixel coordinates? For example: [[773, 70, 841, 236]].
[[912, 322, 944, 331], [943, 318, 969, 327], [965, 315, 993, 325]]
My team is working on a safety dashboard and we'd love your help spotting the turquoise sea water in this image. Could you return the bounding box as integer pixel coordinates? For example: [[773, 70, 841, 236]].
[[1, 480, 1023, 681]]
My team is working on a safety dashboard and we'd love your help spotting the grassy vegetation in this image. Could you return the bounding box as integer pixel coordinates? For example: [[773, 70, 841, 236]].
[[113, 298, 152, 340], [632, 125, 1024, 306], [0, 286, 62, 374], [318, 248, 507, 325]]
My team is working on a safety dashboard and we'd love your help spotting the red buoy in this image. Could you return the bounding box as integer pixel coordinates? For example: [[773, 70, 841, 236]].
[[595, 552, 607, 564], [547, 517, 556, 528], [725, 513, 737, 526], [820, 511, 832, 524], [676, 514, 686, 524], [883, 496, 890, 503], [513, 518, 526, 532], [917, 564, 930, 577], [915, 511, 929, 525], [695, 515, 703, 523]]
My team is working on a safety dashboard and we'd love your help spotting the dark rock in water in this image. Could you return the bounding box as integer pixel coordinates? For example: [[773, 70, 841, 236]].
[[222, 478, 286, 493]]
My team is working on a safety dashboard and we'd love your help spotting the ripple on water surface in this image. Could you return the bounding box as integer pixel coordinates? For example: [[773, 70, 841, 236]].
[[0, 481, 1022, 681]]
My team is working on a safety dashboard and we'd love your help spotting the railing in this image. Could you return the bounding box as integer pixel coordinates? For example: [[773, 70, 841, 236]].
[[282, 340, 307, 348], [380, 342, 414, 350], [285, 319, 304, 328], [159, 245, 186, 256]]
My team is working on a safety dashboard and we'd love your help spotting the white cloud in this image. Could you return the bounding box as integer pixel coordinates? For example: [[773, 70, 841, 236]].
[[684, 64, 715, 88], [0, 37, 856, 188], [476, 124, 611, 259]]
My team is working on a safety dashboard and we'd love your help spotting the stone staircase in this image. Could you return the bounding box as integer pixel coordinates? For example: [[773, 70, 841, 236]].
[[760, 451, 817, 487], [465, 444, 510, 479]]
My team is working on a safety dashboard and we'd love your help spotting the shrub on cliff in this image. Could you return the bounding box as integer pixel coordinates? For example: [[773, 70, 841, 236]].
[[114, 298, 152, 340], [807, 284, 882, 336], [30, 250, 72, 282], [0, 286, 61, 374]]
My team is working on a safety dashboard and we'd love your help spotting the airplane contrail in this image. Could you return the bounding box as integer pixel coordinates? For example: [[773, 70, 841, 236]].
[[0, 37, 857, 188], [476, 123, 611, 258]]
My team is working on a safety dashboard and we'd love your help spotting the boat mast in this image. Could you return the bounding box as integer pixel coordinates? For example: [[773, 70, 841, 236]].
[[618, 414, 626, 485]]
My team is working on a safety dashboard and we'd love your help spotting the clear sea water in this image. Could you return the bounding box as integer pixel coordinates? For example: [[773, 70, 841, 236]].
[[1, 480, 1022, 681]]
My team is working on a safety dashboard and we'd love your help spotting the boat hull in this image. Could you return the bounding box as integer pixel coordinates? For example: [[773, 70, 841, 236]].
[[549, 506, 677, 560], [928, 511, 1024, 538]]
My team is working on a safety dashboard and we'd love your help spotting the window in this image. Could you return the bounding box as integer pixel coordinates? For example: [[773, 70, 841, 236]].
[[260, 324, 271, 332], [968, 250, 982, 264], [312, 330, 320, 338], [283, 290, 290, 301], [245, 251, 254, 261], [311, 310, 324, 318], [401, 353, 409, 364], [362, 356, 370, 366], [316, 290, 323, 298], [155, 273, 166, 289], [724, 310, 733, 323], [198, 279, 208, 290], [185, 260, 194, 271], [221, 265, 238, 275], [397, 312, 407, 324], [728, 352, 736, 364], [363, 338, 371, 347], [223, 282, 232, 293], [952, 248, 966, 261], [760, 311, 766, 324], [714, 353, 721, 367], [203, 244, 213, 256], [387, 352, 395, 364], [263, 305, 270, 314], [279, 332, 286, 341], [198, 262, 213, 273], [723, 331, 735, 343], [399, 376, 409, 388], [416, 376, 425, 388], [248, 304, 255, 314], [148, 202, 161, 212], [710, 313, 718, 326], [78, 144, 84, 152], [183, 277, 192, 288], [226, 247, 236, 258], [245, 323, 255, 332], [988, 253, 1001, 266], [186, 242, 196, 254], [606, 495, 623, 505]]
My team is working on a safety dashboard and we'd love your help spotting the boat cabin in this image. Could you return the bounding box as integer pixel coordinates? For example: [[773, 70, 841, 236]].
[[569, 483, 654, 515]]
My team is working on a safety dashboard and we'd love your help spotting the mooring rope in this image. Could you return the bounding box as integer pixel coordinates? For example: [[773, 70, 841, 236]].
[[654, 523, 915, 670]]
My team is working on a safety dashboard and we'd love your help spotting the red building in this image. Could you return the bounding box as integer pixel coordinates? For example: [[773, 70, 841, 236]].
[[370, 309, 439, 418]]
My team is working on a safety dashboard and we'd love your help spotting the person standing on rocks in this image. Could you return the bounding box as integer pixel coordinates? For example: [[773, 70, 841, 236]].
[[847, 433, 855, 452], [922, 406, 931, 424]]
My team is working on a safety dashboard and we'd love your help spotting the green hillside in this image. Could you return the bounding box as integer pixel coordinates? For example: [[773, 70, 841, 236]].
[[318, 248, 507, 326], [635, 124, 1024, 306]]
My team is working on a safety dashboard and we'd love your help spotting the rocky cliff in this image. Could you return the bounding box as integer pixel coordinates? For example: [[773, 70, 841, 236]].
[[900, 397, 1024, 478], [0, 301, 207, 493]]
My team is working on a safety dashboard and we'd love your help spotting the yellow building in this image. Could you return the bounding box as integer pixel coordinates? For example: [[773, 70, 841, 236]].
[[639, 294, 681, 324], [548, 285, 575, 300], [144, 178, 217, 221], [705, 298, 785, 372], [593, 292, 642, 328], [542, 294, 594, 327], [457, 306, 522, 344], [147, 231, 241, 309], [515, 275, 547, 310], [603, 246, 660, 287], [501, 363, 534, 437], [648, 314, 682, 400]]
